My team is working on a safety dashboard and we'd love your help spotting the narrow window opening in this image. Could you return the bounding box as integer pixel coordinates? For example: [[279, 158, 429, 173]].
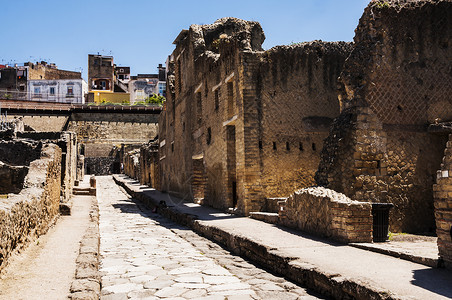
[[214, 89, 219, 111], [227, 81, 234, 118], [258, 140, 263, 149], [273, 142, 277, 150], [206, 127, 212, 145], [196, 92, 202, 123], [286, 142, 290, 151], [299, 142, 304, 151], [312, 143, 316, 151]]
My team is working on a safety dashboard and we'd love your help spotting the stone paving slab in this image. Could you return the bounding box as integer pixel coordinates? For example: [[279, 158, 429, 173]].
[[98, 176, 319, 299], [114, 174, 452, 300]]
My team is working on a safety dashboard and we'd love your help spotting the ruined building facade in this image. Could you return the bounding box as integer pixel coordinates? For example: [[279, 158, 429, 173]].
[[158, 18, 351, 214], [316, 0, 452, 238]]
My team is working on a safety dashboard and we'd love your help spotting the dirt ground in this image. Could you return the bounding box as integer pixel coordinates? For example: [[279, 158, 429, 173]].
[[0, 194, 92, 300]]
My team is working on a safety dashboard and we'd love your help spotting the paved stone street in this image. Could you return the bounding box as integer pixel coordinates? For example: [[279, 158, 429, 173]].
[[97, 176, 320, 299]]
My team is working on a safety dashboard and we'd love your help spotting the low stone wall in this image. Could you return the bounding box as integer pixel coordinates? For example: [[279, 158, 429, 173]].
[[0, 143, 62, 272], [17, 131, 79, 203], [279, 187, 372, 243]]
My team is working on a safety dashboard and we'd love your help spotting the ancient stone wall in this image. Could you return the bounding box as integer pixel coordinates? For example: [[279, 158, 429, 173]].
[[0, 143, 62, 272], [67, 112, 158, 175], [316, 0, 452, 233], [138, 142, 160, 189], [159, 18, 351, 214], [278, 187, 373, 243], [256, 42, 352, 199], [123, 149, 140, 180], [84, 157, 117, 175], [6, 113, 69, 132], [434, 133, 452, 270], [17, 131, 79, 203]]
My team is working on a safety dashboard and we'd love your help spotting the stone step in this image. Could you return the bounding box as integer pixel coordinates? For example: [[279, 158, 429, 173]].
[[73, 187, 96, 196], [249, 212, 279, 224]]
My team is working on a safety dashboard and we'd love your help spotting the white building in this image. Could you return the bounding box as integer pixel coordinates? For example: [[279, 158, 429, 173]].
[[128, 75, 160, 104], [27, 79, 88, 104]]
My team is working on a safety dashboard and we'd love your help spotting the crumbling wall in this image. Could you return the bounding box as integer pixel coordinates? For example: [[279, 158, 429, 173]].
[[160, 18, 351, 214], [279, 187, 373, 243], [123, 149, 140, 180], [17, 131, 79, 203], [0, 143, 62, 272], [159, 18, 265, 209], [316, 0, 452, 233], [256, 41, 352, 199], [139, 141, 160, 189]]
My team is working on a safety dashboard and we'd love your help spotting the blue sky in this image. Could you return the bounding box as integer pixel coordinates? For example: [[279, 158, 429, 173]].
[[1, 0, 369, 80]]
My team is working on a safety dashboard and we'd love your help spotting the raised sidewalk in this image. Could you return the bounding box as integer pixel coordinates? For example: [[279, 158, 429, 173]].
[[113, 175, 452, 300]]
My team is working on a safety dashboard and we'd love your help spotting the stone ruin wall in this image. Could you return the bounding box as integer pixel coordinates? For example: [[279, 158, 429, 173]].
[[256, 42, 352, 199], [67, 112, 159, 175], [279, 187, 373, 243], [160, 18, 266, 210], [160, 18, 353, 214], [316, 0, 452, 233], [6, 113, 69, 132], [123, 149, 140, 180], [139, 142, 160, 189], [17, 131, 79, 202], [0, 142, 62, 272]]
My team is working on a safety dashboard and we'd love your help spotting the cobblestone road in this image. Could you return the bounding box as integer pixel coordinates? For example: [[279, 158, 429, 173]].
[[98, 176, 321, 299]]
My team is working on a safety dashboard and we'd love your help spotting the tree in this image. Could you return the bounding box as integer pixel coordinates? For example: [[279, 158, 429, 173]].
[[145, 94, 165, 106]]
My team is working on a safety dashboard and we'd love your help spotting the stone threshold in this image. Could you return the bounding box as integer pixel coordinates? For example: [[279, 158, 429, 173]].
[[113, 175, 403, 300]]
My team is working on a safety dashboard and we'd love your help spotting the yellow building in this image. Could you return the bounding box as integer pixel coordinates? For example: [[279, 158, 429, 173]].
[[89, 90, 130, 104]]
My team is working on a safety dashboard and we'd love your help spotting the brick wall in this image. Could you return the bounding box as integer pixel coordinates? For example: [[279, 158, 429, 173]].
[[0, 143, 62, 272], [159, 19, 351, 215], [256, 42, 351, 200], [279, 187, 372, 243]]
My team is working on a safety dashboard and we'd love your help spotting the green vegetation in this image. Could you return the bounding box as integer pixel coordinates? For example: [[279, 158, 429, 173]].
[[85, 94, 165, 107], [135, 94, 165, 107], [374, 1, 390, 9]]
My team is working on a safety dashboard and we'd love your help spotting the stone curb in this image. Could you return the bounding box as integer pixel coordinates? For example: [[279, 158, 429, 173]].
[[113, 176, 398, 300], [69, 196, 100, 300], [349, 243, 440, 268]]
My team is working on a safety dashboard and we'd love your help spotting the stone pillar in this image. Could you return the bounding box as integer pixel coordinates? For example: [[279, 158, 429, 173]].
[[433, 134, 452, 270]]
